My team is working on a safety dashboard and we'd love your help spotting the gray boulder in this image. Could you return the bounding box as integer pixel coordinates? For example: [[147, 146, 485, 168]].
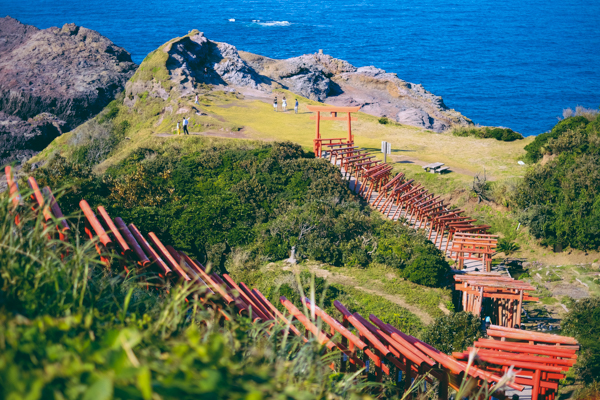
[[0, 112, 65, 164], [397, 108, 448, 131]]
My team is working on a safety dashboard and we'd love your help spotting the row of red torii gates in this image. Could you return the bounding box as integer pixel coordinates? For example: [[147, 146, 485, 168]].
[[302, 106, 579, 400], [308, 104, 498, 272], [307, 105, 536, 325]]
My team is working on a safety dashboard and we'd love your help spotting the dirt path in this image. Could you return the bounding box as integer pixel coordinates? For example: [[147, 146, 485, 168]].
[[155, 129, 250, 140], [294, 264, 437, 325]]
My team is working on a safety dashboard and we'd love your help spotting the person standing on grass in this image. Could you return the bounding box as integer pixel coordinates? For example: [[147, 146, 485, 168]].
[[195, 94, 199, 104], [176, 120, 181, 135], [282, 96, 287, 112], [182, 117, 190, 135], [295, 98, 298, 114], [273, 97, 278, 112]]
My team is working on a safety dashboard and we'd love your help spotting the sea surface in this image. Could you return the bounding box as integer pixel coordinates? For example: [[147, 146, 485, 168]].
[[2, 0, 599, 136]]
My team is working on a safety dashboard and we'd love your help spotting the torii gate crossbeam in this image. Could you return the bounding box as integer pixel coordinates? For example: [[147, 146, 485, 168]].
[[307, 105, 361, 157]]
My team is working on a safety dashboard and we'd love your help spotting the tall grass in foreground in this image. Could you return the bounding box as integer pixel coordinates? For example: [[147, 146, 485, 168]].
[[0, 191, 376, 399]]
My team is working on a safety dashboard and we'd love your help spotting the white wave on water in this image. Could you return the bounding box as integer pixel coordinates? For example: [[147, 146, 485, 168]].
[[252, 20, 292, 27], [228, 18, 235, 22]]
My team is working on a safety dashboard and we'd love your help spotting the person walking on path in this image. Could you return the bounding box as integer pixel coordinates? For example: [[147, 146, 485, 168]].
[[176, 121, 181, 135], [282, 96, 287, 112], [294, 99, 299, 114], [195, 94, 199, 104], [273, 97, 278, 112], [182, 117, 190, 135]]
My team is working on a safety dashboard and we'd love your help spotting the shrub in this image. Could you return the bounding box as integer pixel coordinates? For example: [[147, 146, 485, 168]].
[[496, 238, 520, 255], [422, 312, 482, 354], [562, 298, 600, 384], [451, 125, 523, 142], [524, 116, 589, 163], [378, 117, 391, 125], [513, 113, 600, 250], [402, 249, 450, 287]]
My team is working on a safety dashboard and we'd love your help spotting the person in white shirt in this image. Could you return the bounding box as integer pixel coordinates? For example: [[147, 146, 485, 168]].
[[282, 96, 287, 112], [195, 94, 199, 104], [182, 117, 189, 135]]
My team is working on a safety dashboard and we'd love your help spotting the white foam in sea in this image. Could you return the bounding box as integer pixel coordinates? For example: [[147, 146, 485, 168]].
[[228, 18, 235, 22], [254, 20, 291, 27]]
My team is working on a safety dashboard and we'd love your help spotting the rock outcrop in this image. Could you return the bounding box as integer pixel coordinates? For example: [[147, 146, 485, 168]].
[[0, 16, 137, 165], [241, 52, 472, 131], [125, 30, 471, 132], [125, 31, 263, 105]]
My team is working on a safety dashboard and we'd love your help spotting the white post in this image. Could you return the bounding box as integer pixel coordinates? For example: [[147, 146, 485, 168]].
[[381, 141, 391, 163]]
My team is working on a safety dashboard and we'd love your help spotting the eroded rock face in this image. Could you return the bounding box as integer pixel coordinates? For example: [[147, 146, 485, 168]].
[[0, 17, 137, 165], [240, 52, 473, 131], [0, 112, 65, 165], [125, 31, 263, 105]]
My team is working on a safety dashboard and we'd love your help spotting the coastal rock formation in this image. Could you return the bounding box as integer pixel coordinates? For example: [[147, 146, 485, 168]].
[[0, 16, 137, 165], [241, 52, 472, 131], [125, 30, 471, 131], [125, 31, 262, 105]]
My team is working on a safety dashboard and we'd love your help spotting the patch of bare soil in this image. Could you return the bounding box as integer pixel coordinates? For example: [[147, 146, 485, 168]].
[[549, 281, 590, 299], [154, 128, 249, 140], [438, 302, 451, 315]]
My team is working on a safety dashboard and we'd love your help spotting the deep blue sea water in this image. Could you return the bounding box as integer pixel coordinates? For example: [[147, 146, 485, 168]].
[[2, 0, 599, 136]]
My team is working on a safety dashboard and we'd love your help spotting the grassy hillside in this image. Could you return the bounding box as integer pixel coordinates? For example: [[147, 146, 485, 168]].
[[30, 139, 453, 329]]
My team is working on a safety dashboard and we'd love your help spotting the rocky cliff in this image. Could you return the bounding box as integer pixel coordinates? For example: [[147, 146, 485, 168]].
[[240, 52, 472, 131], [0, 17, 137, 165], [125, 30, 471, 132]]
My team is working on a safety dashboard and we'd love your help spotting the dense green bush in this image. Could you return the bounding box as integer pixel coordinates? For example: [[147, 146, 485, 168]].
[[514, 114, 600, 250], [421, 312, 482, 354], [562, 298, 600, 385], [524, 116, 590, 163], [402, 250, 450, 287], [31, 141, 450, 286], [451, 126, 523, 142]]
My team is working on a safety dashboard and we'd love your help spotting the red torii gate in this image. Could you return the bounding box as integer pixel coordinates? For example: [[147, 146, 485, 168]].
[[307, 105, 360, 157]]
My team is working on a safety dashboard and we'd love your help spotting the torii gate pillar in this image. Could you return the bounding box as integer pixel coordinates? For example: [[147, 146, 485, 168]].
[[307, 105, 361, 157]]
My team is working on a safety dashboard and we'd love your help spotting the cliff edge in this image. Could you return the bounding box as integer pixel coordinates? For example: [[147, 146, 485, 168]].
[[0, 17, 137, 165]]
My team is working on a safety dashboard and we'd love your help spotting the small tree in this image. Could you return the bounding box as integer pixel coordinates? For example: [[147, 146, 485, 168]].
[[422, 312, 482, 354], [403, 252, 450, 287], [562, 298, 600, 384], [472, 169, 489, 203]]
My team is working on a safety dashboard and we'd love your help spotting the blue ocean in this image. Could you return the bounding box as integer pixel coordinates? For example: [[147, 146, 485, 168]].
[[2, 0, 599, 136]]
